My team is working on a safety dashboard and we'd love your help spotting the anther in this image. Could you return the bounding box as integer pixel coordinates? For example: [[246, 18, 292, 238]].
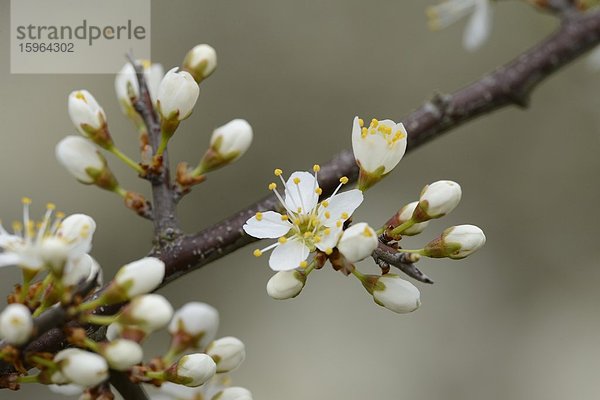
[[313, 164, 321, 172], [274, 169, 283, 176], [255, 212, 263, 221], [253, 249, 263, 257], [339, 176, 349, 184], [268, 183, 277, 190]]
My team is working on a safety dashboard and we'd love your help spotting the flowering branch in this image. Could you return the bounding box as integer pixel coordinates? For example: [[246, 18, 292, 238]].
[[128, 57, 181, 240], [1, 5, 599, 386]]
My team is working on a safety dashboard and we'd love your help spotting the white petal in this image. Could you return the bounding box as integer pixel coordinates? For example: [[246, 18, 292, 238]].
[[315, 225, 343, 252], [0, 253, 22, 267], [268, 240, 309, 271], [463, 0, 492, 52], [284, 172, 319, 214], [320, 190, 364, 227], [243, 211, 291, 239]]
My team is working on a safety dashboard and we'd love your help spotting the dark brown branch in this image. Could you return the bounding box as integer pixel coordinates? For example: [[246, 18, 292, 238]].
[[129, 57, 181, 239], [1, 7, 599, 379]]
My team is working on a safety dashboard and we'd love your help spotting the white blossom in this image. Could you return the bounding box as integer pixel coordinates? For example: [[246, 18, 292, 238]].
[[68, 90, 106, 136], [337, 222, 378, 263], [183, 44, 217, 83], [427, 0, 492, 52], [243, 167, 363, 271], [424, 224, 486, 259], [417, 180, 462, 219], [159, 375, 230, 400], [351, 116, 407, 176], [115, 60, 164, 108], [101, 338, 144, 370], [54, 348, 109, 387], [206, 336, 246, 373], [168, 302, 219, 350], [0, 303, 33, 345], [55, 136, 106, 184], [266, 270, 306, 300], [0, 201, 95, 273], [372, 275, 421, 314], [62, 254, 103, 287], [113, 257, 165, 298], [157, 67, 200, 121], [119, 294, 173, 332], [167, 353, 217, 387]]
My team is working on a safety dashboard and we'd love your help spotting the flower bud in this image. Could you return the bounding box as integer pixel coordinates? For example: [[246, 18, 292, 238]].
[[68, 90, 113, 149], [99, 338, 144, 370], [182, 44, 217, 83], [168, 302, 219, 350], [199, 119, 253, 173], [56, 136, 119, 190], [118, 294, 173, 332], [366, 274, 421, 314], [54, 348, 109, 387], [389, 201, 430, 236], [337, 222, 378, 263], [115, 60, 164, 109], [110, 257, 165, 300], [0, 303, 33, 345], [351, 116, 408, 190], [414, 180, 462, 221], [266, 270, 306, 300], [40, 237, 70, 275], [166, 353, 216, 387], [213, 387, 253, 400], [423, 224, 486, 259], [157, 67, 200, 122], [206, 336, 246, 373]]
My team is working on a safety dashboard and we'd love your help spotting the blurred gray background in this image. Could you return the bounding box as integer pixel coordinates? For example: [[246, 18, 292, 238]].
[[1, 1, 600, 399]]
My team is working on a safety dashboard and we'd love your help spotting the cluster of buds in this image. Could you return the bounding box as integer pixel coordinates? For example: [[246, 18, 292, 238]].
[[244, 116, 486, 313], [0, 203, 250, 398], [55, 43, 254, 218]]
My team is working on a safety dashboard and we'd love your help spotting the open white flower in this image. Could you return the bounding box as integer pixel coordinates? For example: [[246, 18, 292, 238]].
[[115, 60, 164, 109], [0, 200, 95, 273], [426, 0, 493, 52], [243, 167, 363, 271], [351, 117, 407, 176]]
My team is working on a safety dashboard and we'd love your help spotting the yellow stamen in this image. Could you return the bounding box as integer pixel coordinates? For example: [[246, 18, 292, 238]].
[[255, 212, 263, 221], [278, 237, 287, 244], [314, 236, 321, 243], [336, 221, 342, 228], [361, 127, 368, 138], [46, 203, 56, 211], [313, 164, 321, 172], [293, 177, 301, 185], [341, 212, 349, 219], [253, 249, 263, 257], [268, 183, 277, 190], [339, 176, 349, 185], [274, 168, 283, 176], [21, 197, 32, 205], [370, 118, 379, 128], [321, 200, 329, 208], [300, 261, 308, 268], [303, 232, 313, 238], [56, 212, 65, 219], [325, 248, 333, 255], [358, 118, 364, 127], [281, 215, 289, 221], [315, 187, 323, 195], [324, 228, 331, 235], [363, 227, 373, 237], [324, 211, 331, 219]]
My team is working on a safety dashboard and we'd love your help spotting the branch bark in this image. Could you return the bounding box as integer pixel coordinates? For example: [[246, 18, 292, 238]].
[[1, 6, 599, 379]]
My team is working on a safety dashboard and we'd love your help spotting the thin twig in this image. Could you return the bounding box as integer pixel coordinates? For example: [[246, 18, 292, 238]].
[[109, 370, 149, 400]]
